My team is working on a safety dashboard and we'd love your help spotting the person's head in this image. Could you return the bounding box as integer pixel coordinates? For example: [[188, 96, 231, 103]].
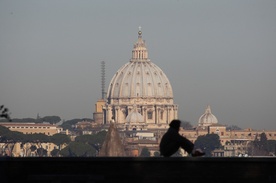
[[169, 119, 181, 131]]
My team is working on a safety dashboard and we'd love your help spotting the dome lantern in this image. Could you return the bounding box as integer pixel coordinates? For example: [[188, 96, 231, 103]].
[[131, 27, 149, 61]]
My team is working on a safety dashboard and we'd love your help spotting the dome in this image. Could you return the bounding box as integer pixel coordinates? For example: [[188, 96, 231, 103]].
[[103, 28, 178, 128], [198, 105, 218, 127], [106, 30, 173, 101], [126, 105, 144, 123]]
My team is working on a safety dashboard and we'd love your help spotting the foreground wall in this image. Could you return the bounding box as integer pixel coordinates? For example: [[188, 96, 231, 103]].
[[1, 157, 276, 183]]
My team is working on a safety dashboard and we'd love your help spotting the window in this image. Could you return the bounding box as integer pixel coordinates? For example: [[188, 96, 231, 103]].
[[147, 111, 152, 119]]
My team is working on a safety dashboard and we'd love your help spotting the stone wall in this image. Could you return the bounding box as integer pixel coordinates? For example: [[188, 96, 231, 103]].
[[1, 157, 276, 183]]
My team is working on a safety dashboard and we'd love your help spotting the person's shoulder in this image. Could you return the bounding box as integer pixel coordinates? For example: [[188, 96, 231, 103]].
[[168, 128, 178, 133]]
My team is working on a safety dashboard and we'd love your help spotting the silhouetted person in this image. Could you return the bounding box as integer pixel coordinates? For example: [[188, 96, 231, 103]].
[[159, 119, 205, 157]]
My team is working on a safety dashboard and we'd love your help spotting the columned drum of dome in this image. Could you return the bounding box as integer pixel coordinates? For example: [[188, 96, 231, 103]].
[[103, 30, 178, 130]]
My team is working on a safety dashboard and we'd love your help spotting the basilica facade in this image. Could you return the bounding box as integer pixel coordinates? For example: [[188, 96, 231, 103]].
[[102, 30, 178, 130]]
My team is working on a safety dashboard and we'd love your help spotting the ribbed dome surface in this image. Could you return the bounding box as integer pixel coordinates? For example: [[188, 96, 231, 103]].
[[107, 30, 173, 100], [107, 61, 173, 99], [198, 105, 218, 126]]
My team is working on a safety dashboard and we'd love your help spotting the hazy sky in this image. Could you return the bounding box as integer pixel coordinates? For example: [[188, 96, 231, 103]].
[[1, 0, 275, 130]]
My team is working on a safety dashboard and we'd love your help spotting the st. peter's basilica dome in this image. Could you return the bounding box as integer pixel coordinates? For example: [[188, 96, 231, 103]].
[[103, 29, 178, 129], [106, 30, 173, 100]]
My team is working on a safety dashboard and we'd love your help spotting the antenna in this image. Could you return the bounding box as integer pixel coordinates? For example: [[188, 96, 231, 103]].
[[101, 61, 106, 99]]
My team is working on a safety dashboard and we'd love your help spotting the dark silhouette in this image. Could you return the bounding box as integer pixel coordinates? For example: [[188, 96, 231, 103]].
[[0, 105, 11, 121], [159, 119, 205, 157]]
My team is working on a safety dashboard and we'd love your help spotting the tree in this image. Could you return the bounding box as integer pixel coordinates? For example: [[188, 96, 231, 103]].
[[0, 125, 10, 135], [23, 133, 50, 143], [50, 133, 71, 147], [30, 145, 37, 152], [226, 125, 242, 130], [0, 130, 25, 143], [79, 131, 107, 145], [41, 116, 61, 124], [181, 121, 194, 130], [37, 147, 48, 157], [60, 141, 96, 157], [11, 118, 36, 122], [50, 148, 60, 157], [0, 105, 11, 121], [194, 134, 222, 157], [139, 147, 151, 157], [61, 119, 82, 131], [267, 140, 276, 155], [249, 132, 269, 156], [0, 126, 25, 142], [75, 130, 107, 152]]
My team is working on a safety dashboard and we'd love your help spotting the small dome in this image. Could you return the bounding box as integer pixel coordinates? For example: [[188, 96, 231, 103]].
[[126, 105, 144, 123], [198, 105, 218, 127]]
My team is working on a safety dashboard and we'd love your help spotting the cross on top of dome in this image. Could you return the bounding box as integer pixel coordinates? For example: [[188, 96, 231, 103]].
[[138, 26, 142, 36]]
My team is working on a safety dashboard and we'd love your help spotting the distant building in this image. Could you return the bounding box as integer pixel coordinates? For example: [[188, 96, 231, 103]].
[[120, 105, 276, 157], [93, 99, 105, 125], [179, 105, 276, 157], [0, 122, 62, 136]]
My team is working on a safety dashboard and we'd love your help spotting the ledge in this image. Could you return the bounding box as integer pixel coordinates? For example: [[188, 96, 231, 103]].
[[1, 157, 276, 183]]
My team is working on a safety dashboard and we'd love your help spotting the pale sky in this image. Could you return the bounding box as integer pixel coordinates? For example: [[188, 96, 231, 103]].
[[1, 0, 275, 130]]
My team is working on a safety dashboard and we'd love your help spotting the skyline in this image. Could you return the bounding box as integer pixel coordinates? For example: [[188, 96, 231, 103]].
[[0, 0, 275, 130]]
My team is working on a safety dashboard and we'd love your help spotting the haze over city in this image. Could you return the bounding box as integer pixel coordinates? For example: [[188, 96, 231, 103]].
[[1, 0, 275, 130]]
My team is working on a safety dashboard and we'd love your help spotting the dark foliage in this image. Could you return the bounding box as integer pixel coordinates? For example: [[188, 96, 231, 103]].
[[60, 141, 96, 157], [194, 133, 222, 157], [0, 105, 11, 122], [181, 121, 194, 130], [140, 147, 151, 157]]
